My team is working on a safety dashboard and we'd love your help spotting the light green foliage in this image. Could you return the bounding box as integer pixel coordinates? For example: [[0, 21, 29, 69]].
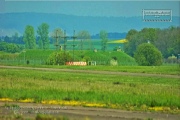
[[0, 50, 136, 66], [38, 39, 43, 49], [77, 30, 91, 39], [77, 30, 91, 50], [134, 43, 163, 66], [166, 54, 178, 64], [69, 50, 136, 65], [51, 28, 64, 50], [37, 23, 50, 49], [0, 42, 24, 53], [100, 30, 108, 51], [0, 51, 18, 59], [46, 52, 72, 65], [23, 25, 36, 49]]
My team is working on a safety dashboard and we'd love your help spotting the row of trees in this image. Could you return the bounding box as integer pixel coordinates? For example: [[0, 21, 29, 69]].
[[0, 33, 24, 44], [23, 23, 50, 49], [0, 42, 24, 53], [23, 23, 109, 51], [125, 26, 180, 58]]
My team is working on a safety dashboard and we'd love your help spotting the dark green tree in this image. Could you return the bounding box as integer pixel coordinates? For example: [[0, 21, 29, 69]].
[[124, 28, 159, 57], [134, 43, 162, 66], [37, 23, 50, 49], [125, 29, 138, 41], [155, 26, 180, 58], [125, 27, 180, 59], [100, 30, 108, 51], [124, 29, 138, 56], [38, 39, 43, 49], [23, 25, 36, 49]]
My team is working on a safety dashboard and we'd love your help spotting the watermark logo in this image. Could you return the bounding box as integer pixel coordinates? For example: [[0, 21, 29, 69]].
[[142, 9, 172, 22]]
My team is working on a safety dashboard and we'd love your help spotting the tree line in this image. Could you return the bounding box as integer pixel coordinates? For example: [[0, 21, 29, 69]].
[[23, 23, 50, 49], [23, 23, 109, 51], [0, 42, 24, 53], [124, 26, 180, 58]]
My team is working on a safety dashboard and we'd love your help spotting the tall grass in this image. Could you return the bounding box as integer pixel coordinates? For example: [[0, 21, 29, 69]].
[[0, 68, 179, 112]]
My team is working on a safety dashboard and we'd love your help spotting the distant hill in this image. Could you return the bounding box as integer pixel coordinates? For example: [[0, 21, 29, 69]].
[[0, 13, 179, 37]]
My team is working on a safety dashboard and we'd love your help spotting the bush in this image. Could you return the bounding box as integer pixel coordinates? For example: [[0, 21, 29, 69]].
[[166, 55, 178, 63], [46, 52, 72, 65], [134, 43, 162, 66], [0, 42, 24, 53]]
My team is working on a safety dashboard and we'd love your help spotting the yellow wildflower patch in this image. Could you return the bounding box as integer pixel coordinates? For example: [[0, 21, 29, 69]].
[[41, 100, 106, 108], [18, 99, 34, 103], [41, 100, 83, 106], [108, 39, 128, 44], [109, 104, 118, 109], [84, 103, 106, 107], [149, 106, 163, 111], [0, 98, 13, 102], [0, 97, 177, 113]]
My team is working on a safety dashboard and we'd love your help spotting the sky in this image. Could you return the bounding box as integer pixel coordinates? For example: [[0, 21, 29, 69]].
[[0, 0, 179, 17]]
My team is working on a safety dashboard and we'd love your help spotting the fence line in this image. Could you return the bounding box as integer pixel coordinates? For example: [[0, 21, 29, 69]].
[[0, 59, 138, 66]]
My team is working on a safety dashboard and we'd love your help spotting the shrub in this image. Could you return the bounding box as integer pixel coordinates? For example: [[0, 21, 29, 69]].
[[134, 43, 162, 66], [46, 52, 72, 65], [166, 55, 177, 63]]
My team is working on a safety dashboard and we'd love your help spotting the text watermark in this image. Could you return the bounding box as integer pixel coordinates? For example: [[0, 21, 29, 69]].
[[142, 9, 172, 22]]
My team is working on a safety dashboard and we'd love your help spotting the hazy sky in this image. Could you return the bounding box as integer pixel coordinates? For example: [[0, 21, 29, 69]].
[[0, 0, 179, 17]]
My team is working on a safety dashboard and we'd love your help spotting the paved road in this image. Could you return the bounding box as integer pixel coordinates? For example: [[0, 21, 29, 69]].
[[0, 65, 179, 79]]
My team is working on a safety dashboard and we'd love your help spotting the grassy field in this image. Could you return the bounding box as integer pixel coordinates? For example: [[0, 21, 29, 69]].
[[50, 39, 125, 51], [51, 65, 180, 75], [0, 50, 137, 66], [0, 68, 179, 113]]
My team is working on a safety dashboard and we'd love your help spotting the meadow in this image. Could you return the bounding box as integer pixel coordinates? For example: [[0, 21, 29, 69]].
[[0, 67, 180, 113], [0, 49, 137, 66], [51, 39, 125, 51], [0, 39, 180, 115]]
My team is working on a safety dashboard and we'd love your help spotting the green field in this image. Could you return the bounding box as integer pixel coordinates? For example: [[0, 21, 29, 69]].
[[0, 49, 137, 66], [0, 67, 180, 113], [0, 41, 180, 114], [50, 39, 124, 51], [40, 65, 180, 75]]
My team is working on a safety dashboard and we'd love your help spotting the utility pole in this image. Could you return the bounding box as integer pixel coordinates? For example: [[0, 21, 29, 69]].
[[71, 30, 77, 62], [53, 30, 61, 51], [61, 30, 68, 52], [80, 39, 83, 51], [60, 30, 69, 65]]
